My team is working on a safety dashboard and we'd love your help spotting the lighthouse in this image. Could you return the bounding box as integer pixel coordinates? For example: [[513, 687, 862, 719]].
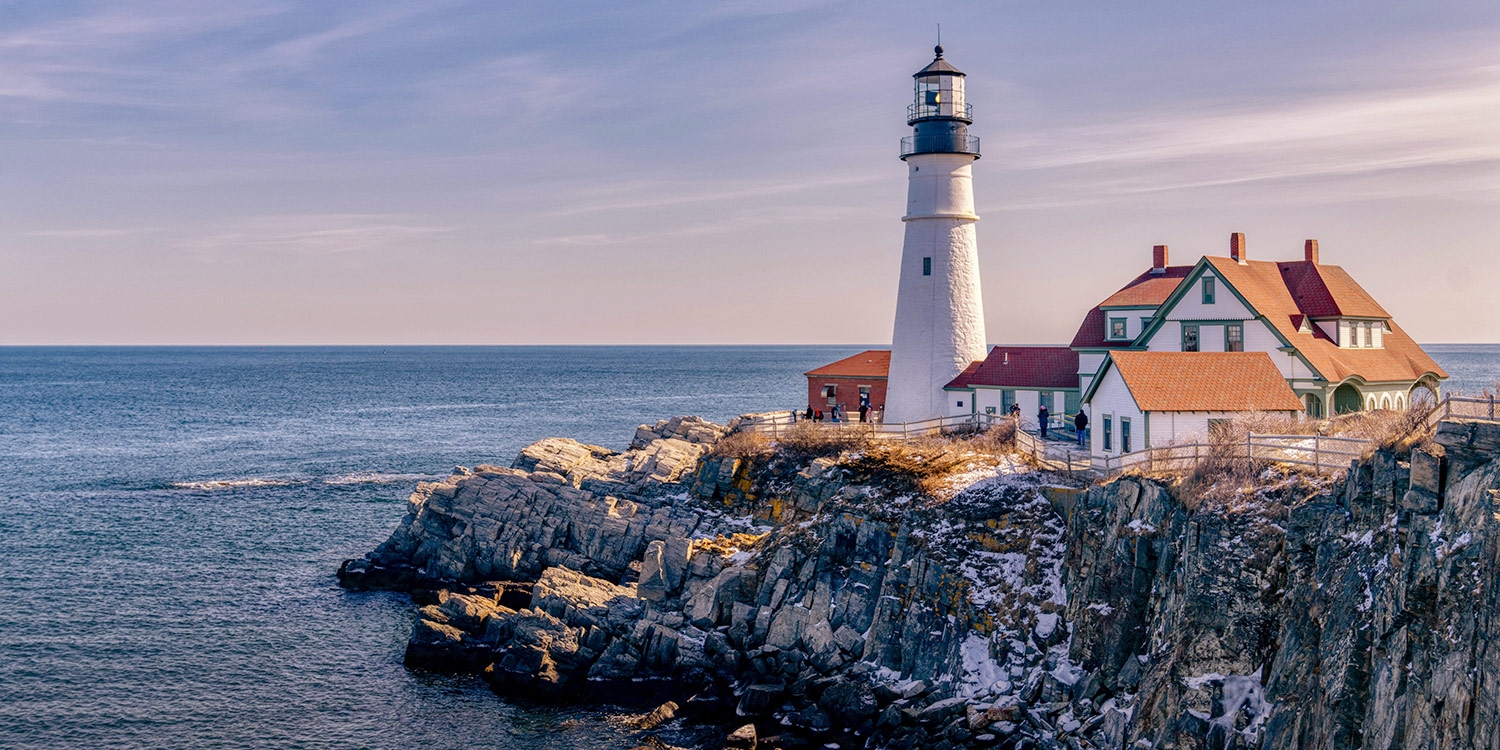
[[883, 46, 988, 425]]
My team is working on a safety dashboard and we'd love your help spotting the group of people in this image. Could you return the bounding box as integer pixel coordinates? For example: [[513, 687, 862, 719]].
[[1008, 402, 1089, 447], [790, 399, 1089, 446], [795, 402, 875, 424]]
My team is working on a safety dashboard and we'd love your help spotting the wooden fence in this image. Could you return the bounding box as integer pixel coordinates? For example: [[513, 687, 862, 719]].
[[1094, 433, 1375, 477], [1427, 394, 1500, 426], [734, 411, 1006, 440], [736, 393, 1500, 481]]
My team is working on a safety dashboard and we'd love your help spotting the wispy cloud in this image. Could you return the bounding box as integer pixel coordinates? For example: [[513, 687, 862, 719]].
[[178, 214, 452, 256], [550, 173, 886, 217], [26, 226, 164, 239]]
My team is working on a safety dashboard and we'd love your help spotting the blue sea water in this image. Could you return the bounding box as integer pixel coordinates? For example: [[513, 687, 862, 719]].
[[0, 344, 1493, 749], [0, 346, 867, 750]]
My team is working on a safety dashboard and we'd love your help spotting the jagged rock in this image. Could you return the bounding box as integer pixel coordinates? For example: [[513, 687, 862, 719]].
[[634, 700, 678, 730], [724, 723, 758, 749], [345, 413, 1500, 750], [736, 683, 783, 716], [818, 679, 879, 725]]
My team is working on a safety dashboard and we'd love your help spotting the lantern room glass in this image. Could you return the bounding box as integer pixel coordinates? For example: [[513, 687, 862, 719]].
[[913, 73, 965, 120]]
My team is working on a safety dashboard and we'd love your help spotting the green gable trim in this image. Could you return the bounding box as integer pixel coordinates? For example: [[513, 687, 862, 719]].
[[1134, 258, 1329, 382], [1079, 354, 1116, 404], [1099, 304, 1159, 311]]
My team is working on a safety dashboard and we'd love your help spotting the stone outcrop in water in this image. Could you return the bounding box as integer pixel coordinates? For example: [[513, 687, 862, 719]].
[[341, 416, 1500, 750]]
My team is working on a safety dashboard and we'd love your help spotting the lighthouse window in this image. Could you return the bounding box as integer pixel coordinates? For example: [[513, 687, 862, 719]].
[[922, 257, 932, 276], [926, 90, 941, 106]]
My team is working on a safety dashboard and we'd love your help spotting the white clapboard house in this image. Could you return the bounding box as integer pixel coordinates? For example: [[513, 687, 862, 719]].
[[1078, 234, 1447, 458]]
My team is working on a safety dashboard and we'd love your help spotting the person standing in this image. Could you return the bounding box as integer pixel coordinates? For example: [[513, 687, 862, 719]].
[[1038, 403, 1050, 439], [1009, 402, 1021, 421], [858, 404, 869, 423], [1074, 410, 1089, 448]]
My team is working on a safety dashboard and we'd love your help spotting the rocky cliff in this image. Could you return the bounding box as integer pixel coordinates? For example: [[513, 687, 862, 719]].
[[339, 416, 1500, 750]]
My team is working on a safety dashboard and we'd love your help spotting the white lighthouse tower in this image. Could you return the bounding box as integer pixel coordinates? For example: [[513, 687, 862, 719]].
[[884, 46, 988, 425]]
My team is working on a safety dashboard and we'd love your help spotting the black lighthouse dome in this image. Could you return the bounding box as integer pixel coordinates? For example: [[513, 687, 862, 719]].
[[900, 46, 980, 159]]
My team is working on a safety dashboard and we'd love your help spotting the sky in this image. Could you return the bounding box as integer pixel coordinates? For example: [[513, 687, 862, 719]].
[[1, 0, 1496, 345]]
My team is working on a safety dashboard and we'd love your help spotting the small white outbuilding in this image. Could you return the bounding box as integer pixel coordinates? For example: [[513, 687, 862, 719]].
[[1083, 351, 1305, 460]]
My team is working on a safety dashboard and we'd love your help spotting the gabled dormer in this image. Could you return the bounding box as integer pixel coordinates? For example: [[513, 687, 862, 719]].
[[1278, 240, 1392, 350]]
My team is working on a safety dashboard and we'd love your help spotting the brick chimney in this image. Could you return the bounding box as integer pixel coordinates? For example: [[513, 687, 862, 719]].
[[1151, 244, 1168, 274], [1230, 232, 1247, 264], [1304, 239, 1319, 264]]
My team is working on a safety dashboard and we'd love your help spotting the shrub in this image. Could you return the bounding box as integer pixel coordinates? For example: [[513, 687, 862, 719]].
[[773, 421, 876, 462], [841, 423, 1023, 497], [709, 430, 773, 460]]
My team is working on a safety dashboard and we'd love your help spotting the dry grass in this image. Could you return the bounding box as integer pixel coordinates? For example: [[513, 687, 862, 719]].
[[708, 429, 774, 460], [772, 421, 877, 462], [1171, 403, 1436, 505], [1210, 406, 1435, 454], [841, 424, 1023, 497]]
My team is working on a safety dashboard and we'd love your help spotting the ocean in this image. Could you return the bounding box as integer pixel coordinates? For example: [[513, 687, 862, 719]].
[[0, 344, 1491, 749]]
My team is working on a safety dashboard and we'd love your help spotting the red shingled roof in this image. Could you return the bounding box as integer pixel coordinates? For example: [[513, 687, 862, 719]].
[[805, 350, 890, 379], [945, 346, 1079, 390], [1070, 267, 1193, 348], [1276, 261, 1389, 319], [1106, 351, 1305, 412], [1204, 257, 1445, 383]]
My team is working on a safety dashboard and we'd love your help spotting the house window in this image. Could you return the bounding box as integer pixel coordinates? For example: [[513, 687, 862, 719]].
[[1110, 318, 1127, 339], [1121, 417, 1132, 453], [1103, 416, 1113, 451], [1182, 324, 1200, 352], [922, 257, 932, 276], [822, 384, 836, 406], [1226, 323, 1243, 352], [1141, 316, 1152, 333], [1202, 278, 1216, 304], [957, 400, 964, 407]]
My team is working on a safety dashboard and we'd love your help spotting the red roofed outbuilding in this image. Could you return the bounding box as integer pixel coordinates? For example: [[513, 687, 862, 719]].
[[804, 350, 890, 419]]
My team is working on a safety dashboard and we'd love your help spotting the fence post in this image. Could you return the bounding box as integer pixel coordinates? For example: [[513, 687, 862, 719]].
[[902, 421, 908, 440], [1247, 433, 1253, 465], [1491, 395, 1495, 421], [1314, 435, 1320, 473]]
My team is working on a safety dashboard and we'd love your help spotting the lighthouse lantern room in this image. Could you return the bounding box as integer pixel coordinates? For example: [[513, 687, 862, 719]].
[[883, 46, 989, 424]]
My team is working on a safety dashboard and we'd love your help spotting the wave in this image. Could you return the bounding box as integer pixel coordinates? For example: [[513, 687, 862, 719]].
[[167, 471, 442, 491], [169, 477, 302, 490], [321, 471, 442, 486]]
